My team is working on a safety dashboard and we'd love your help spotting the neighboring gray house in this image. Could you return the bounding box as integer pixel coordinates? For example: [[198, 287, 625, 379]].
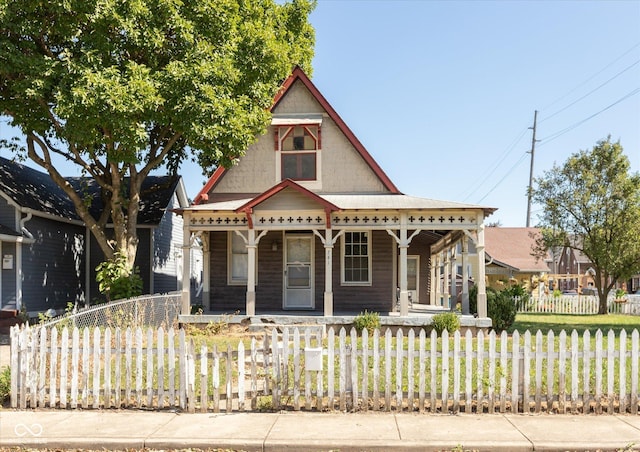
[[0, 156, 200, 316]]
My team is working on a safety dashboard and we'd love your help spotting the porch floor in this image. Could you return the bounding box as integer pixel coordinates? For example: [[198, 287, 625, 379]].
[[179, 303, 492, 332]]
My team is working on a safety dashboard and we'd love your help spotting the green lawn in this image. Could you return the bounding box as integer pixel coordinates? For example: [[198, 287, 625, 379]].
[[509, 313, 640, 336]]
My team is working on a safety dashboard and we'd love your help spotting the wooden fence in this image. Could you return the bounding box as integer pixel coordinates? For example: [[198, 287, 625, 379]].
[[515, 295, 640, 315], [10, 324, 640, 414]]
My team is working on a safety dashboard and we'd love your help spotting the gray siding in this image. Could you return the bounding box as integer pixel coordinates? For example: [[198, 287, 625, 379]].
[[208, 230, 397, 314], [88, 234, 102, 303], [135, 228, 152, 294], [153, 194, 181, 294], [0, 197, 16, 229], [329, 230, 395, 313], [1, 242, 17, 308], [22, 216, 86, 312]]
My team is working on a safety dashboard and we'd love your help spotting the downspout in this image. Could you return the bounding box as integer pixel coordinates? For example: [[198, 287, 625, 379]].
[[20, 211, 34, 241], [16, 211, 34, 312]]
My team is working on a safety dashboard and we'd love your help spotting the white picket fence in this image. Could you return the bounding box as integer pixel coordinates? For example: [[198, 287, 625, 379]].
[[10, 325, 640, 414], [515, 295, 640, 315]]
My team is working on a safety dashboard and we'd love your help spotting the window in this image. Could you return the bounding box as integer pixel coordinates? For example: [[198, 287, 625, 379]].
[[278, 125, 319, 181], [227, 232, 257, 285], [342, 231, 371, 285]]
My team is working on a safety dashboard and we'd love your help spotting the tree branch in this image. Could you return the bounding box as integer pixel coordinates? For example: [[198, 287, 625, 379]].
[[26, 133, 115, 259]]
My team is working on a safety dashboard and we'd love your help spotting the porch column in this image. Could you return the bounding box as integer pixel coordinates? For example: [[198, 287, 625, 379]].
[[461, 237, 470, 315], [387, 214, 420, 317], [398, 221, 410, 317], [435, 252, 442, 306], [324, 229, 334, 316], [443, 249, 450, 309], [450, 247, 457, 309], [246, 229, 257, 317], [476, 216, 488, 318], [314, 228, 343, 317], [202, 233, 211, 311], [430, 253, 436, 305], [181, 218, 192, 315]]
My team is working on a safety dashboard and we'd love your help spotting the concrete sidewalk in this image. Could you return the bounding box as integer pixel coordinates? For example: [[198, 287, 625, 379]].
[[1, 410, 639, 451]]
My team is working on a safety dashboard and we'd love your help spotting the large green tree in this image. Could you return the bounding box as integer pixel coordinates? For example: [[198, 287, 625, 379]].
[[532, 137, 640, 314], [0, 0, 315, 272]]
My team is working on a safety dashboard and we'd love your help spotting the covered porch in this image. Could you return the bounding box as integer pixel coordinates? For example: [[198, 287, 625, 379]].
[[178, 181, 493, 321]]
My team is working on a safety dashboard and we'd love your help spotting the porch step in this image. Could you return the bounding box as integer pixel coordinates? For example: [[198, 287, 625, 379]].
[[0, 309, 18, 319]]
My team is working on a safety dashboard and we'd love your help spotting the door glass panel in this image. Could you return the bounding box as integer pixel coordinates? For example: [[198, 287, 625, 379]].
[[287, 265, 310, 288], [287, 238, 311, 262]]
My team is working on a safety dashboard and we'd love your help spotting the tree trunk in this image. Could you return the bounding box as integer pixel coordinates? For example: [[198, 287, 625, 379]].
[[598, 293, 608, 314]]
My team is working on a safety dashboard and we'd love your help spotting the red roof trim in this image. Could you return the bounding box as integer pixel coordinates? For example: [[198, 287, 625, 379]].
[[193, 167, 226, 205], [194, 66, 400, 205], [235, 178, 340, 214], [273, 67, 400, 194]]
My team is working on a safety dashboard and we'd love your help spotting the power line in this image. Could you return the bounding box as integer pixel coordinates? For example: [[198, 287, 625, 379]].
[[476, 151, 529, 204], [539, 59, 640, 124], [542, 41, 640, 111], [538, 87, 640, 146], [461, 126, 529, 202]]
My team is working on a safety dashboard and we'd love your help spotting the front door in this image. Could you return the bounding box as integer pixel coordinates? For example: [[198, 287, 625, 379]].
[[284, 234, 314, 309]]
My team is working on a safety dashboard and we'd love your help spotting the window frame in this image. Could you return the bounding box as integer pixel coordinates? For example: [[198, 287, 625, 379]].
[[275, 124, 322, 186], [227, 231, 258, 286], [341, 231, 372, 286]]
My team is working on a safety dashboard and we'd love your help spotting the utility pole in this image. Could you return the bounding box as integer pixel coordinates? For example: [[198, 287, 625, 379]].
[[526, 110, 538, 227]]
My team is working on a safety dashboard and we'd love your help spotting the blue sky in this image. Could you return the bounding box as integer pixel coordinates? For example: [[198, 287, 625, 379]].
[[2, 0, 639, 227], [308, 0, 640, 226]]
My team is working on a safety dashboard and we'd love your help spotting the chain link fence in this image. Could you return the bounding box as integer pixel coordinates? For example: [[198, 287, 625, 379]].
[[39, 292, 182, 330]]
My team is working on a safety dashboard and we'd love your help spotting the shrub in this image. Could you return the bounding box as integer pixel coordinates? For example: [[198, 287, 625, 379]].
[[0, 366, 10, 404], [469, 285, 518, 332], [469, 285, 498, 316], [96, 251, 143, 301], [488, 290, 517, 333], [353, 310, 380, 334], [431, 312, 460, 334]]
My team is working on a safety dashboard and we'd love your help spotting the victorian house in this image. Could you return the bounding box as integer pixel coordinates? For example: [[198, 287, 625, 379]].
[[178, 67, 495, 319]]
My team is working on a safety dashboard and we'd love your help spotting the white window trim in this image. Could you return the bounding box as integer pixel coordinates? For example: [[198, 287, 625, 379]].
[[274, 125, 322, 190], [341, 230, 372, 286], [227, 231, 258, 286]]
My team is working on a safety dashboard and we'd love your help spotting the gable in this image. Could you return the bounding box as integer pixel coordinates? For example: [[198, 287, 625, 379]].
[[195, 68, 399, 204], [256, 187, 324, 211]]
